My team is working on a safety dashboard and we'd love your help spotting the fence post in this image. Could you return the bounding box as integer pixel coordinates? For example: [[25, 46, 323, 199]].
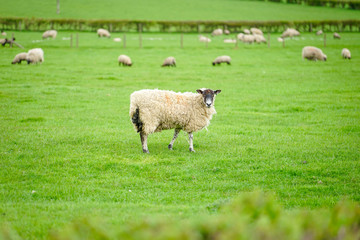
[[267, 32, 270, 48], [139, 24, 142, 48], [235, 35, 238, 49], [70, 34, 73, 48], [123, 34, 126, 48], [282, 38, 285, 48], [180, 33, 183, 49], [10, 33, 14, 48], [76, 33, 78, 48]]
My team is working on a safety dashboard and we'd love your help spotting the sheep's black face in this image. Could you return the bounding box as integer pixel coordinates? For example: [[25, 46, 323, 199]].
[[196, 89, 221, 108]]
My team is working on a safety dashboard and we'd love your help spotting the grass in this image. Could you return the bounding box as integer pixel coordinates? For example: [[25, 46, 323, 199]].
[[0, 0, 360, 21], [0, 30, 360, 238]]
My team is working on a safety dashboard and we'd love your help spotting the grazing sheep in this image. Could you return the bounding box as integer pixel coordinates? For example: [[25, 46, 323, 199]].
[[333, 32, 341, 39], [1, 31, 6, 36], [281, 28, 300, 38], [118, 54, 132, 66], [253, 34, 267, 44], [129, 88, 221, 153], [277, 37, 284, 42], [0, 38, 13, 47], [241, 34, 255, 44], [223, 39, 236, 43], [113, 38, 121, 42], [316, 30, 323, 35], [211, 29, 223, 36], [237, 33, 244, 40], [26, 48, 44, 64], [341, 48, 351, 59], [42, 30, 57, 39], [212, 56, 231, 66], [302, 46, 327, 61], [162, 56, 176, 67], [250, 28, 263, 36], [97, 28, 111, 38], [224, 29, 230, 35], [243, 29, 251, 34], [11, 52, 27, 64], [199, 35, 211, 43]]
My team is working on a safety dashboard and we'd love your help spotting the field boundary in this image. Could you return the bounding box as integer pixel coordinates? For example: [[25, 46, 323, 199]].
[[1, 17, 360, 33]]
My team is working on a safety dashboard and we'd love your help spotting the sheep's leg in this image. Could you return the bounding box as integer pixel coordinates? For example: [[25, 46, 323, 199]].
[[188, 132, 195, 152], [140, 132, 149, 153], [168, 128, 181, 150]]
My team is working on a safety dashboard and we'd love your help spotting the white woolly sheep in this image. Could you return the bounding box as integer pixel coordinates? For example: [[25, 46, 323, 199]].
[[341, 48, 351, 59], [42, 30, 57, 39], [11, 52, 27, 64], [26, 48, 44, 64], [162, 56, 176, 67], [224, 29, 230, 35], [302, 46, 327, 61], [253, 34, 266, 44], [212, 56, 231, 66], [316, 30, 323, 35], [113, 38, 121, 42], [243, 29, 251, 34], [281, 28, 300, 38], [241, 34, 255, 44], [129, 88, 221, 153], [223, 39, 236, 43], [333, 32, 341, 39], [97, 28, 111, 38], [237, 33, 244, 40], [1, 31, 6, 36], [250, 28, 263, 36], [118, 55, 132, 66], [211, 29, 223, 36], [199, 35, 211, 43], [277, 37, 284, 42]]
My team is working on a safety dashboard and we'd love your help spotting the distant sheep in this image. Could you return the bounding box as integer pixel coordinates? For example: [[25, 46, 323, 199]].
[[253, 34, 266, 44], [211, 29, 223, 36], [129, 88, 221, 153], [316, 30, 323, 35], [113, 38, 121, 42], [42, 30, 57, 39], [223, 39, 236, 43], [212, 56, 231, 66], [341, 48, 351, 59], [199, 35, 211, 43], [97, 28, 111, 38], [11, 52, 27, 64], [277, 37, 284, 42], [0, 38, 14, 47], [281, 28, 300, 38], [1, 31, 6, 36], [118, 54, 132, 66], [250, 28, 263, 36], [333, 32, 341, 39], [302, 46, 327, 61], [162, 56, 176, 67], [243, 29, 251, 34], [241, 34, 255, 44], [224, 29, 230, 35], [26, 48, 44, 64]]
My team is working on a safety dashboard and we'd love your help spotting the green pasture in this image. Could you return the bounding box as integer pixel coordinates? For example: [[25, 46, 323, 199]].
[[1, 30, 360, 238], [0, 0, 360, 21]]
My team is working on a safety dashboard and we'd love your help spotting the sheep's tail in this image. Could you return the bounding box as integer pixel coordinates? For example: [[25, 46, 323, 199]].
[[130, 105, 143, 133]]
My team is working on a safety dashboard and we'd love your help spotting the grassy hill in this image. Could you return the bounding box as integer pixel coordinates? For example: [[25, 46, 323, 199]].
[[0, 0, 359, 21]]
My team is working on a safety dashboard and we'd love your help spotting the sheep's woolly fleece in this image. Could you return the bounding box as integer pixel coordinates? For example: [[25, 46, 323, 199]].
[[12, 52, 27, 64], [129, 89, 217, 135], [302, 46, 327, 61], [26, 48, 44, 64]]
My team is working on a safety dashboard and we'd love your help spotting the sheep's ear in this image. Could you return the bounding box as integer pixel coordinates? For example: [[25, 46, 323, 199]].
[[214, 90, 221, 95], [196, 89, 203, 94]]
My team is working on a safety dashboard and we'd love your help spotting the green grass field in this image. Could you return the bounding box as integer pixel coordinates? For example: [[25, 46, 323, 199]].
[[1, 29, 359, 238], [1, 0, 360, 21]]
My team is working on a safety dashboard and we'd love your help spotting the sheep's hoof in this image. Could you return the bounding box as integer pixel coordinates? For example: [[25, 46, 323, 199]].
[[142, 149, 149, 154], [168, 144, 173, 150], [189, 148, 195, 152]]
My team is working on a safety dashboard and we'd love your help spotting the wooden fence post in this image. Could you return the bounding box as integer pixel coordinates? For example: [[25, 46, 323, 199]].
[[70, 34, 73, 48], [76, 33, 78, 48], [267, 32, 270, 48], [180, 33, 183, 49], [139, 24, 142, 48], [235, 35, 238, 49], [123, 34, 126, 48], [10, 33, 14, 48]]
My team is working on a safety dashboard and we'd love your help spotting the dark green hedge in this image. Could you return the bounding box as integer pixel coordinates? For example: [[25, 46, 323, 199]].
[[269, 0, 360, 9], [0, 17, 359, 33]]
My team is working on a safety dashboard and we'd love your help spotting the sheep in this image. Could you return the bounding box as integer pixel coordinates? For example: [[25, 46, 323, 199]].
[[302, 46, 327, 61], [281, 28, 300, 38], [199, 35, 211, 43], [1, 31, 6, 36], [243, 29, 251, 34], [224, 29, 230, 35], [253, 34, 267, 44], [42, 30, 57, 39], [241, 34, 255, 44], [113, 38, 121, 42], [211, 29, 223, 36], [341, 48, 351, 59], [316, 30, 323, 35], [26, 48, 44, 64], [333, 32, 341, 39], [250, 28, 263, 36], [162, 56, 176, 67], [129, 88, 221, 153], [223, 39, 236, 43], [237, 33, 244, 40], [11, 52, 27, 64], [118, 54, 132, 66], [212, 56, 231, 66], [277, 37, 284, 42], [97, 28, 111, 38]]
